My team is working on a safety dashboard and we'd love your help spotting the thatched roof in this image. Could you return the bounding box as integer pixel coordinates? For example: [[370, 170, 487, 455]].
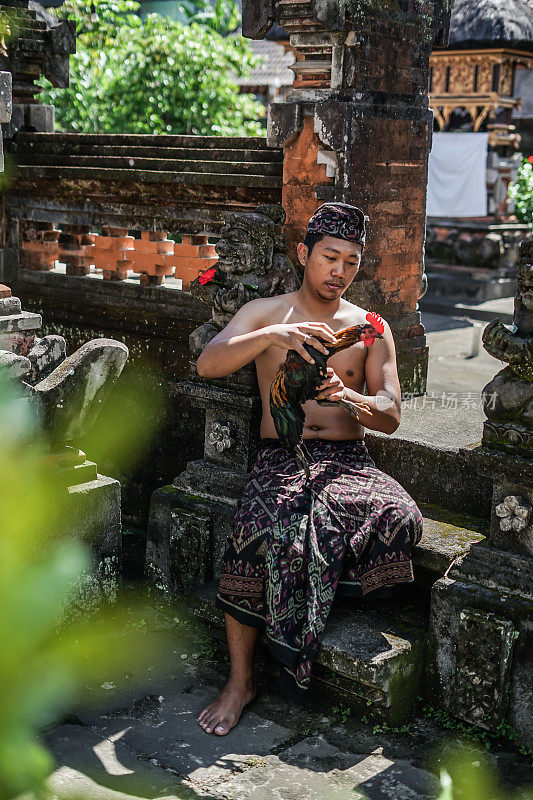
[[449, 0, 533, 51]]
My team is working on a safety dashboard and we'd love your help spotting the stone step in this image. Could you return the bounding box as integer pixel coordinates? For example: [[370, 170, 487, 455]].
[[13, 132, 276, 150], [414, 504, 486, 579], [12, 165, 282, 188], [365, 410, 494, 520], [189, 581, 428, 723], [15, 153, 283, 176], [423, 271, 516, 305], [11, 143, 284, 162], [419, 296, 514, 324]]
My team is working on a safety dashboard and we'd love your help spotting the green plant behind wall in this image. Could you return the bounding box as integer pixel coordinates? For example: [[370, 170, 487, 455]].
[[39, 0, 264, 135], [509, 156, 533, 227]]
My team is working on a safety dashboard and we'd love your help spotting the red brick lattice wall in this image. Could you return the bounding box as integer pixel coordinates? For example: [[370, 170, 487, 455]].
[[19, 221, 218, 289]]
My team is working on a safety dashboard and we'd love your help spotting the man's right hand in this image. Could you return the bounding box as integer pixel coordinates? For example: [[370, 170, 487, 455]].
[[265, 323, 337, 365]]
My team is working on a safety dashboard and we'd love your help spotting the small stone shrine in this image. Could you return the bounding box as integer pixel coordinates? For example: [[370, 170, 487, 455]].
[[0, 282, 128, 612], [0, 0, 75, 139], [145, 204, 299, 594], [429, 241, 533, 747]]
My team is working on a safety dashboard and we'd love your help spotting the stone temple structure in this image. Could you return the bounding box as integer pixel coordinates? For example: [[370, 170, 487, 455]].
[[1, 0, 531, 748], [423, 0, 533, 306], [430, 241, 533, 745], [0, 281, 129, 611]]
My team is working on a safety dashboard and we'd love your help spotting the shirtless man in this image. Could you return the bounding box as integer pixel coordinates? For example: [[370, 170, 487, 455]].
[[195, 203, 410, 736]]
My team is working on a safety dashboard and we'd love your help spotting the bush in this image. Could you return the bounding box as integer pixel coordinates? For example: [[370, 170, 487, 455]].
[[508, 156, 533, 227], [39, 0, 264, 136]]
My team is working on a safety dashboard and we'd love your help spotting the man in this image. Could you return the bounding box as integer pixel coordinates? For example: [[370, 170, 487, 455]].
[[195, 203, 423, 736]]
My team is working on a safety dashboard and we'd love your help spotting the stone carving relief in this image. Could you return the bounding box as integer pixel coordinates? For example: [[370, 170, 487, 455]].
[[453, 608, 517, 730], [208, 421, 234, 453], [482, 244, 533, 455], [495, 495, 532, 533], [189, 204, 300, 359]]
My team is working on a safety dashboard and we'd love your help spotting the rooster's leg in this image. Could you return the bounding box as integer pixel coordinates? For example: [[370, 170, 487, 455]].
[[316, 398, 373, 418]]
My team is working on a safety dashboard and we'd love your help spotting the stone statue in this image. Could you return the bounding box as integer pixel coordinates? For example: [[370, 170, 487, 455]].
[[0, 284, 128, 446], [0, 285, 128, 612], [481, 241, 533, 453], [189, 204, 300, 358]]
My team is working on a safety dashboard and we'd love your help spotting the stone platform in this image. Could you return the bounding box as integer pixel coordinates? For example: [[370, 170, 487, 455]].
[[420, 294, 514, 324], [425, 262, 517, 304], [33, 603, 533, 800]]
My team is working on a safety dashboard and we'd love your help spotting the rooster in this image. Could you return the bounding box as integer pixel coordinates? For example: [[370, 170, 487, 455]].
[[270, 312, 385, 478]]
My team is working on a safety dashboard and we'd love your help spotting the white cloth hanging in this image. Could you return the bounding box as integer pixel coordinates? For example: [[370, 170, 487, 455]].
[[427, 132, 488, 217]]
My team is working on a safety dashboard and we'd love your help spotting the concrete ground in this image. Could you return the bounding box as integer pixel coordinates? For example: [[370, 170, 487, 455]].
[[30, 302, 533, 800], [35, 598, 532, 800], [375, 300, 514, 451], [422, 300, 512, 398]]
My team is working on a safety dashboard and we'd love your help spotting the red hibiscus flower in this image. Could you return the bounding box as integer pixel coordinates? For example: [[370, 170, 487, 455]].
[[197, 266, 259, 292], [528, 155, 533, 164], [198, 267, 217, 285]]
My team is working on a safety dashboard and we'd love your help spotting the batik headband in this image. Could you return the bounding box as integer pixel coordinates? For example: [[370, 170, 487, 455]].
[[306, 202, 368, 250]]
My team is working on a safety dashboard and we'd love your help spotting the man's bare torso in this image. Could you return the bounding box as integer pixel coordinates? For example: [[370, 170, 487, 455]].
[[253, 291, 369, 441]]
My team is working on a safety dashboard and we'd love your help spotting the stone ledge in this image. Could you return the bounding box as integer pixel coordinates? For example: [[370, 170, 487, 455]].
[[190, 581, 426, 721], [414, 507, 486, 574], [12, 165, 283, 188]]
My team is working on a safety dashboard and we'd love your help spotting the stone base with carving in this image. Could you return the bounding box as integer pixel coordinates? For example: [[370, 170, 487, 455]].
[[429, 544, 532, 746], [55, 460, 122, 624], [429, 444, 533, 745], [145, 365, 262, 596]]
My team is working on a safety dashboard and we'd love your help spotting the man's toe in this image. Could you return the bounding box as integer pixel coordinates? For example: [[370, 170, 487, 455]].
[[214, 724, 228, 735], [214, 717, 232, 735]]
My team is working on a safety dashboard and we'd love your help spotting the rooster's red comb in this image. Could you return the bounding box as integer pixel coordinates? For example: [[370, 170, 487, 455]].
[[366, 311, 385, 335]]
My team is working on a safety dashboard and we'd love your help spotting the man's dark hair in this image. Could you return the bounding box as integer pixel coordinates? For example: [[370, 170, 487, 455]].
[[303, 231, 325, 256], [303, 232, 363, 259]]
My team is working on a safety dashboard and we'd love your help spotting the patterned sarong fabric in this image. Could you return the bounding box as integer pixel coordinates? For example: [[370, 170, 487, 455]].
[[216, 437, 423, 702]]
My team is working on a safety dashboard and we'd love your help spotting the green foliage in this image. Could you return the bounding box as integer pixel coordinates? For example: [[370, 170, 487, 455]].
[[0, 366, 169, 799], [508, 157, 533, 227], [39, 0, 264, 135], [434, 743, 533, 800], [178, 0, 241, 34], [332, 703, 352, 725]]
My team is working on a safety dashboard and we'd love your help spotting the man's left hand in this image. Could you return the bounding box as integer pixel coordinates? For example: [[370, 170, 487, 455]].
[[315, 367, 346, 402]]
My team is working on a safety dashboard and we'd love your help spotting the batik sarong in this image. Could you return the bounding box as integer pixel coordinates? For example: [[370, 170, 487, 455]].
[[215, 437, 423, 703]]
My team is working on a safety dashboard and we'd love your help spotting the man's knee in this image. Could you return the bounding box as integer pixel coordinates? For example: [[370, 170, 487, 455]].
[[401, 496, 423, 546], [386, 493, 423, 547]]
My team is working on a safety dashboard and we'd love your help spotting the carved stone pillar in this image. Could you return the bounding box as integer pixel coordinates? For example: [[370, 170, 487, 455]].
[[242, 0, 452, 395], [429, 243, 533, 747], [145, 205, 300, 595]]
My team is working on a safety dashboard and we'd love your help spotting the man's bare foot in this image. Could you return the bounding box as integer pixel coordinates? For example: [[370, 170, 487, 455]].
[[197, 680, 257, 736]]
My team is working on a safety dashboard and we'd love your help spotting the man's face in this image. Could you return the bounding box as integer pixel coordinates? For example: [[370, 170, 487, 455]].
[[298, 235, 362, 301]]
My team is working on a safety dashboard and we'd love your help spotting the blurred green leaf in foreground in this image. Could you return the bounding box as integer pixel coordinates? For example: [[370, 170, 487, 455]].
[[0, 364, 169, 799], [434, 741, 533, 800]]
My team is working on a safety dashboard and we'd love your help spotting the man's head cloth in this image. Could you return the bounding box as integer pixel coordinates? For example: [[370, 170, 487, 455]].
[[306, 203, 369, 252]]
